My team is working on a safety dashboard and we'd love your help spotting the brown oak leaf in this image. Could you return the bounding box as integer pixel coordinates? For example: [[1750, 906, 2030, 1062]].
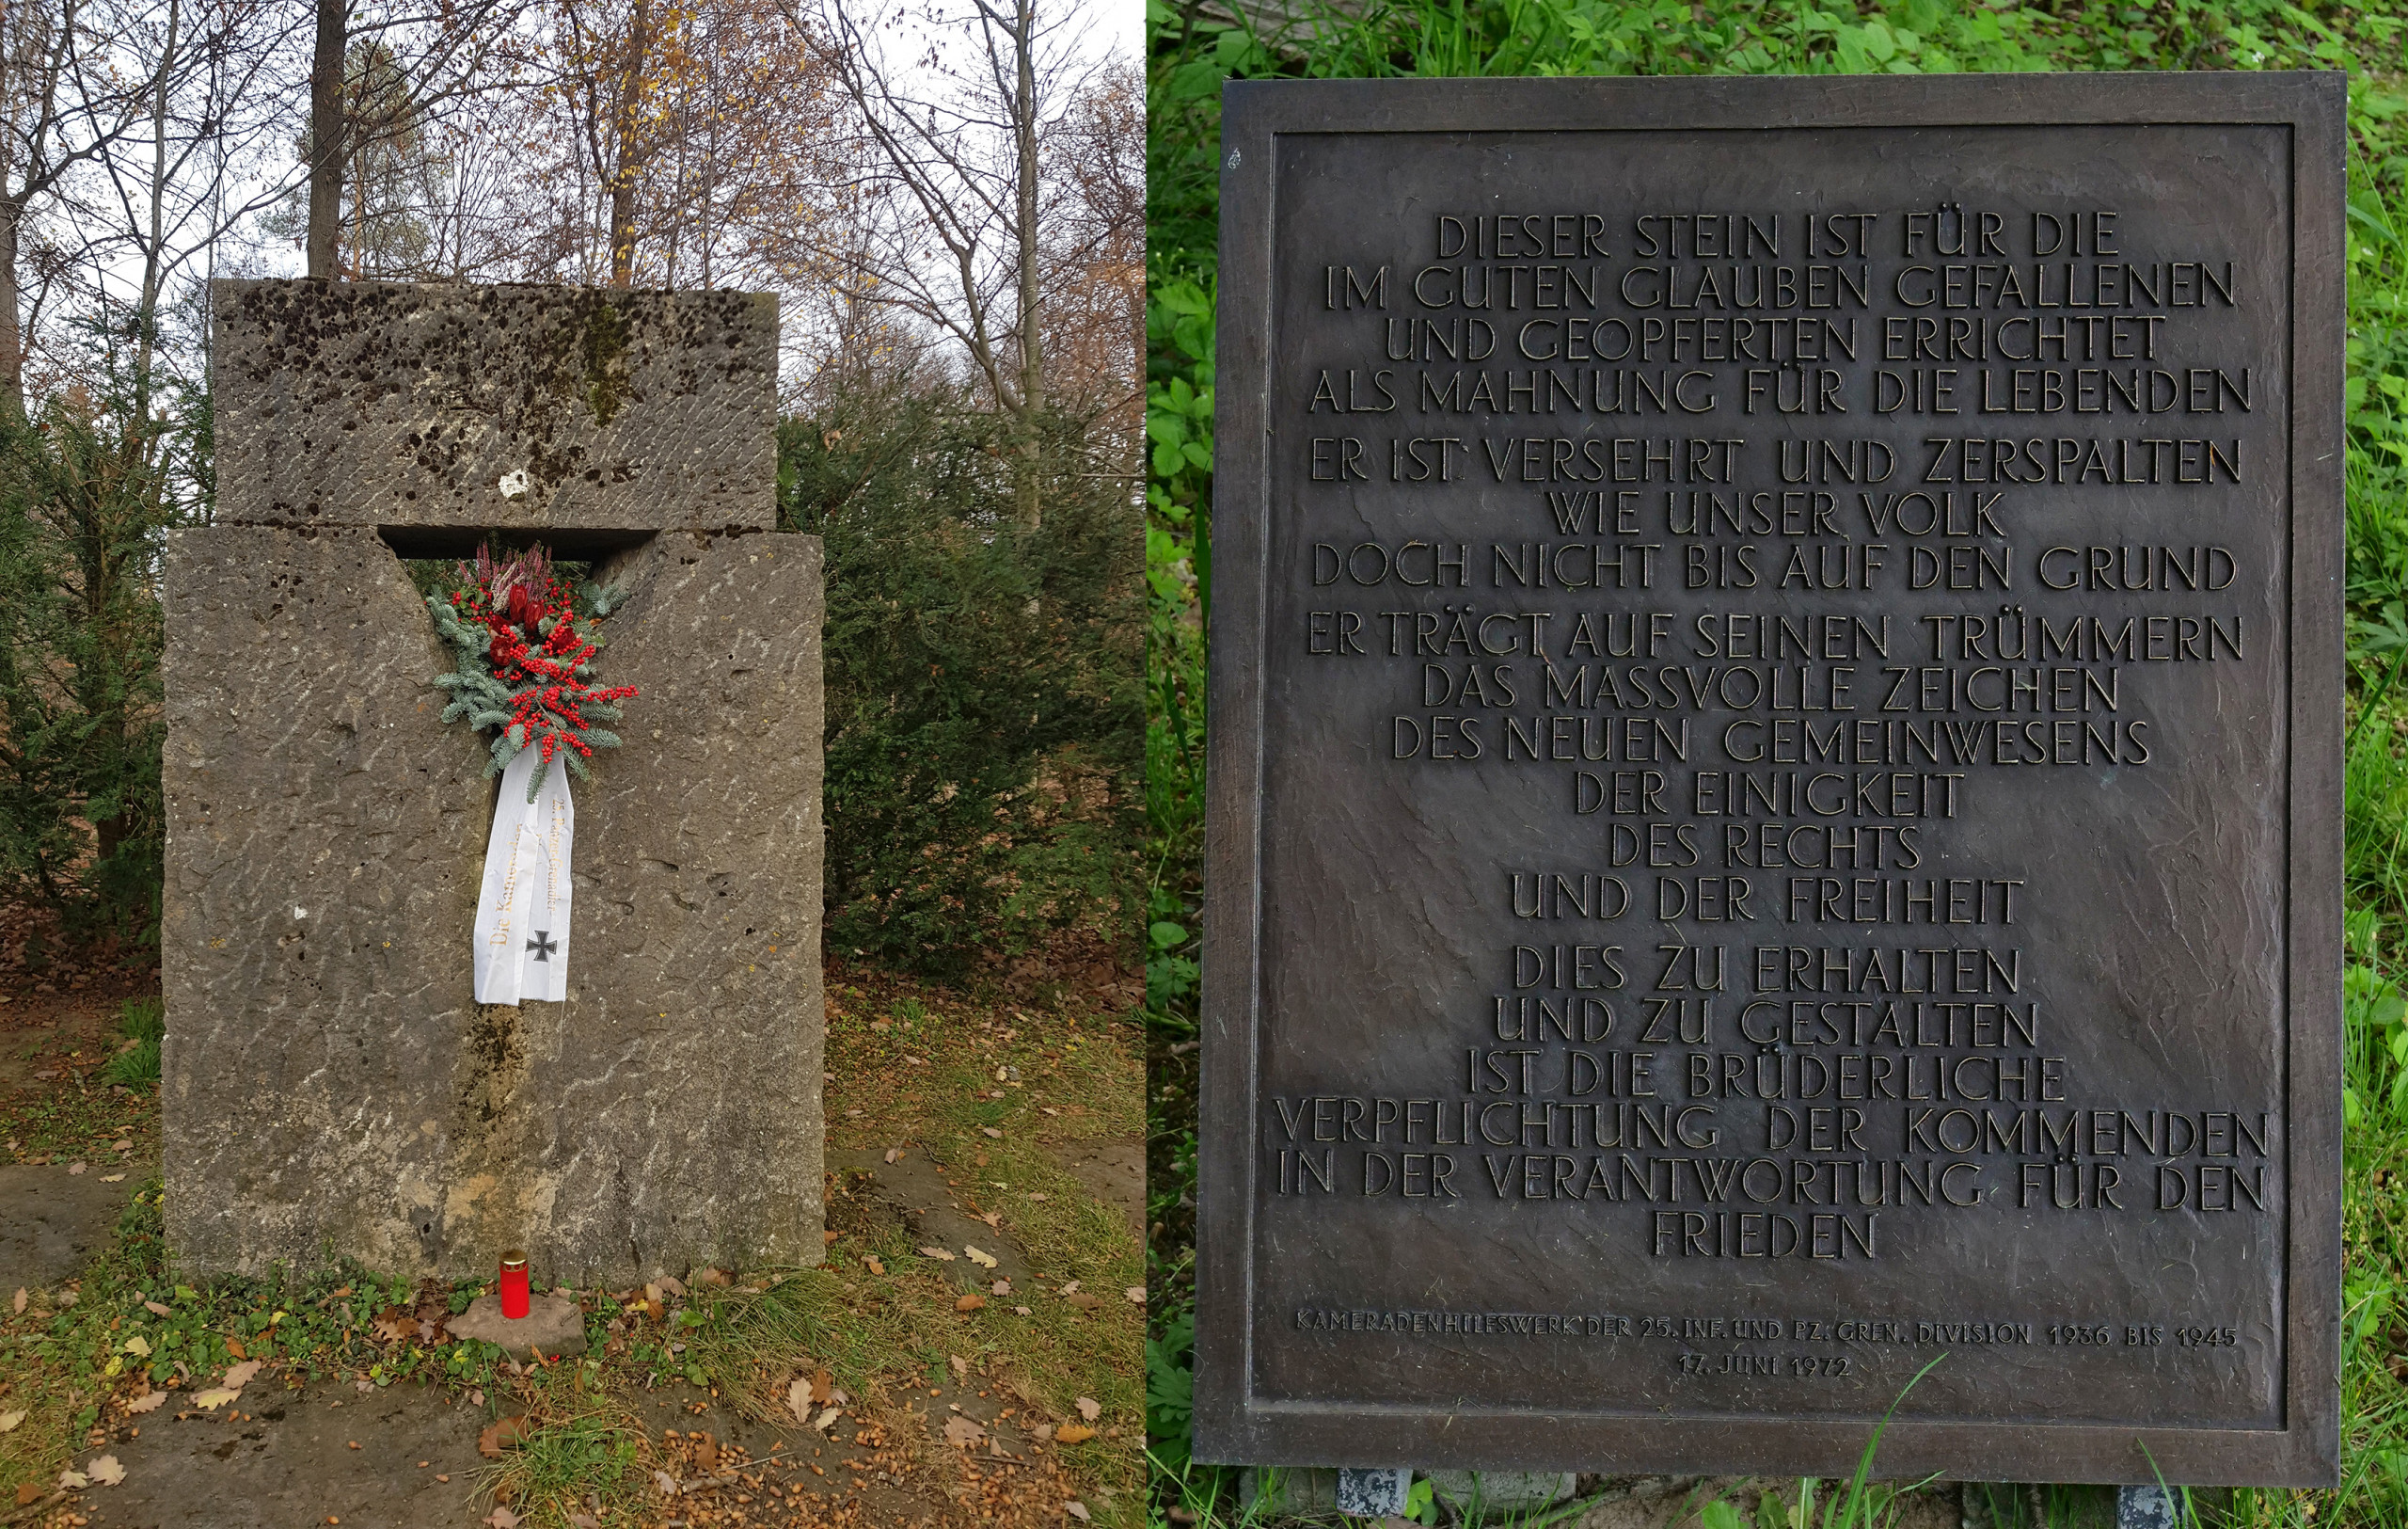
[[478, 1416, 532, 1458]]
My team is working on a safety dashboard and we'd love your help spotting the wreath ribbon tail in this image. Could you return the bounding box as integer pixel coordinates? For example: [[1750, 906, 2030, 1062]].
[[471, 745, 576, 1006]]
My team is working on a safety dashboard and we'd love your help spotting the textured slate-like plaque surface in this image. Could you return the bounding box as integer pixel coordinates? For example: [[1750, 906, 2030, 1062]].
[[1197, 73, 2343, 1485]]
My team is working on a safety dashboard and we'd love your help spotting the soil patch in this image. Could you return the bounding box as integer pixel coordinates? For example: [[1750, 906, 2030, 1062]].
[[0, 1164, 137, 1292], [72, 1380, 488, 1529], [1043, 1136, 1141, 1235], [827, 1149, 1034, 1290]]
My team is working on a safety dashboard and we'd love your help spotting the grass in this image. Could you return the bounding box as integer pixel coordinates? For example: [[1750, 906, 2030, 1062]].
[[1145, 0, 2408, 1524], [100, 996, 161, 1091], [0, 965, 1145, 1528]]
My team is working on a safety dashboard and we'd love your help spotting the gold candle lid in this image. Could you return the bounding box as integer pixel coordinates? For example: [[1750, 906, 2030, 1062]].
[[500, 1250, 528, 1270]]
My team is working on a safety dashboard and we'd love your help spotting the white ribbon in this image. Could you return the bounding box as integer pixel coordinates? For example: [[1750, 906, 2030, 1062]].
[[471, 746, 574, 1006]]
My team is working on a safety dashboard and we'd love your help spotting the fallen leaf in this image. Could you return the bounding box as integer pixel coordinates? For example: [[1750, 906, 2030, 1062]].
[[111, 1140, 130, 1153], [955, 1293, 985, 1313], [918, 1247, 956, 1262], [328, 1285, 352, 1298], [991, 1436, 1013, 1459], [66, 1161, 85, 1175], [225, 1339, 246, 1360], [142, 1300, 169, 1316], [192, 1387, 240, 1409], [643, 1282, 663, 1305], [100, 1172, 123, 1183], [10, 1287, 22, 1314], [692, 1431, 716, 1469], [992, 1280, 1011, 1297], [467, 1389, 483, 1407], [121, 1335, 150, 1357], [963, 1246, 998, 1269], [1030, 1421, 1054, 1441], [884, 1147, 903, 1164], [221, 1361, 261, 1391], [658, 1275, 686, 1298], [864, 1256, 885, 1275], [483, 1508, 520, 1529], [1068, 1293, 1103, 1310], [1059, 1280, 1081, 1295], [822, 1229, 839, 1245], [12, 1482, 37, 1505], [1076, 1396, 1101, 1423], [123, 1393, 165, 1416], [372, 1313, 416, 1344], [695, 1267, 732, 1287], [785, 1378, 815, 1425], [1126, 1286, 1146, 1304], [86, 1456, 123, 1487], [1067, 1501, 1092, 1521], [1056, 1425, 1098, 1444], [814, 1407, 840, 1431], [477, 1416, 531, 1458], [949, 1354, 968, 1378], [0, 1410, 23, 1432], [812, 1366, 832, 1403], [980, 1210, 1004, 1229], [57, 1470, 87, 1490], [943, 1414, 986, 1448], [981, 1127, 1003, 1139]]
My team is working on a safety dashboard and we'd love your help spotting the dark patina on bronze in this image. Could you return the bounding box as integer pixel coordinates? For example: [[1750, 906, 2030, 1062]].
[[1196, 72, 2342, 1485]]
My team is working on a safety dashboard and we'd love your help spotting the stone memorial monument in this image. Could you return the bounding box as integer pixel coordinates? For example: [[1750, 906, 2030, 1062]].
[[163, 280, 824, 1287], [1196, 73, 2343, 1485]]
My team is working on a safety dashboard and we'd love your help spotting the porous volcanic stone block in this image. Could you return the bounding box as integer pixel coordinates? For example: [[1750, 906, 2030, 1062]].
[[164, 526, 824, 1285], [211, 279, 777, 536]]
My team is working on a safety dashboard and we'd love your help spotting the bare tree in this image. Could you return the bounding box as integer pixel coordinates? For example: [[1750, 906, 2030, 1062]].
[[0, 0, 157, 412], [788, 0, 1097, 524], [1039, 56, 1139, 459], [300, 0, 525, 278]]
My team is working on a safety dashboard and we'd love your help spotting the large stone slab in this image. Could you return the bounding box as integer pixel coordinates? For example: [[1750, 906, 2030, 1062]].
[[1195, 72, 2344, 1487], [163, 526, 823, 1284], [211, 280, 778, 538]]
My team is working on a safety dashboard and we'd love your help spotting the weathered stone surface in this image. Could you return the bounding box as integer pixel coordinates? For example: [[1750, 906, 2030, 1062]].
[[163, 525, 824, 1285], [444, 1292, 587, 1358], [212, 280, 777, 535], [162, 526, 486, 1279]]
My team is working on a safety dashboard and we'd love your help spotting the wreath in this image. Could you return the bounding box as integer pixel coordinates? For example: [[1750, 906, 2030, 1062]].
[[427, 543, 639, 798]]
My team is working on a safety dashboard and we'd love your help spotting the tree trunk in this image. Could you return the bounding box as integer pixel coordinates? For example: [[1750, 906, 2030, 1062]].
[[0, 198, 24, 417], [607, 0, 650, 288], [1010, 0, 1042, 527], [307, 0, 345, 279], [135, 0, 179, 431]]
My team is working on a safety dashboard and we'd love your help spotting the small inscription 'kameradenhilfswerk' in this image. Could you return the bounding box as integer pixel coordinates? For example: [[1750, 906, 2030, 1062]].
[[1196, 74, 2343, 1487]]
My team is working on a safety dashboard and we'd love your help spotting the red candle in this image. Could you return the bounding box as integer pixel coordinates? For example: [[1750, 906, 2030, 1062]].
[[499, 1250, 531, 1319]]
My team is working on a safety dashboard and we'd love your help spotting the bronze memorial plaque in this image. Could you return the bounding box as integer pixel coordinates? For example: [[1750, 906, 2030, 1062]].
[[1196, 73, 2343, 1484]]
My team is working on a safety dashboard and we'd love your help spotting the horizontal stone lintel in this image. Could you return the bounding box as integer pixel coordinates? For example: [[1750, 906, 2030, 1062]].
[[212, 279, 778, 534]]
